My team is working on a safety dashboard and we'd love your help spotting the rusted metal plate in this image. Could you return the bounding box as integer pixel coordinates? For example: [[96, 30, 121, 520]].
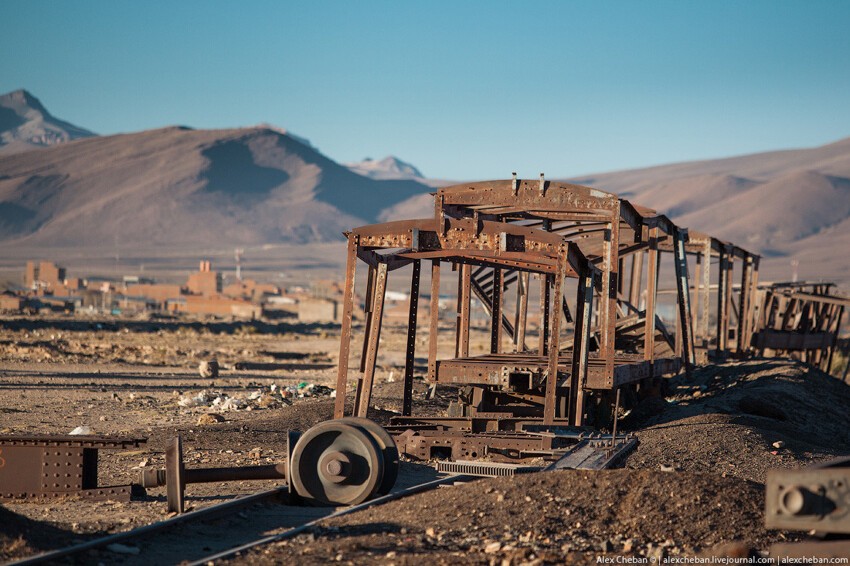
[[0, 435, 145, 501], [766, 466, 850, 533], [545, 437, 638, 471]]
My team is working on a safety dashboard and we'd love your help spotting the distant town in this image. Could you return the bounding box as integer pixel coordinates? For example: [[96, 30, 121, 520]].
[[0, 259, 354, 323], [0, 259, 500, 326]]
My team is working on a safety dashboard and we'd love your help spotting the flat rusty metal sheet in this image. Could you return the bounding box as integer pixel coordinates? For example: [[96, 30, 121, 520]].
[[0, 435, 145, 501]]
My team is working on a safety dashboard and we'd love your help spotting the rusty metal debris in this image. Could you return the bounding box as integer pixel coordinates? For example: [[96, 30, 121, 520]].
[[138, 418, 398, 512], [0, 434, 145, 501], [766, 456, 850, 558], [753, 281, 847, 372]]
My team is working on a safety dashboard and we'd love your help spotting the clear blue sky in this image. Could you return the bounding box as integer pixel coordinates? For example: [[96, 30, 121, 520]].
[[2, 0, 849, 180]]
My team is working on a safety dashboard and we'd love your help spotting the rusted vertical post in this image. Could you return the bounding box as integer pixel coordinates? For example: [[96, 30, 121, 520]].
[[700, 241, 711, 346], [570, 267, 594, 426], [428, 260, 441, 382], [457, 263, 471, 358], [538, 219, 551, 355], [629, 252, 643, 310], [402, 260, 421, 416], [717, 246, 731, 354], [743, 256, 760, 352], [539, 273, 550, 355], [514, 272, 529, 352], [334, 234, 358, 419], [673, 227, 696, 370], [600, 203, 621, 378], [828, 305, 844, 376], [617, 257, 625, 296], [490, 268, 503, 354], [543, 260, 565, 424], [737, 255, 752, 354], [644, 226, 659, 362], [359, 265, 377, 372], [692, 253, 702, 344], [354, 262, 388, 417]]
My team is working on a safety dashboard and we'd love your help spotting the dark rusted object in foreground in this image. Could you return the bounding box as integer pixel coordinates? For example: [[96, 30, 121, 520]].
[[138, 418, 398, 513], [766, 456, 850, 558], [0, 435, 146, 501]]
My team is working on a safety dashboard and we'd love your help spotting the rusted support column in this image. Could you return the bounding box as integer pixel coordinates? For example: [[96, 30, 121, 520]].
[[644, 227, 659, 362], [828, 305, 844, 375], [737, 256, 752, 355], [354, 262, 388, 417], [692, 254, 702, 343], [717, 246, 732, 354], [543, 259, 566, 424], [743, 256, 760, 352], [334, 234, 358, 419], [490, 268, 503, 354], [514, 271, 529, 352], [359, 265, 377, 372], [570, 267, 594, 426], [700, 241, 711, 346], [629, 252, 643, 309], [617, 257, 625, 296], [402, 260, 421, 416], [539, 273, 551, 355], [673, 227, 696, 370], [427, 260, 441, 382], [600, 204, 621, 377], [457, 263, 471, 358], [538, 220, 551, 355]]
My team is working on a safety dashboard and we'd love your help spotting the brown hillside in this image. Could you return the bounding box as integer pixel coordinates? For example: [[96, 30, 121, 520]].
[[0, 126, 431, 247]]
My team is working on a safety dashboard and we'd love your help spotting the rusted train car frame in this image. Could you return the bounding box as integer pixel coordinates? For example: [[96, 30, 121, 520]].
[[333, 178, 728, 427]]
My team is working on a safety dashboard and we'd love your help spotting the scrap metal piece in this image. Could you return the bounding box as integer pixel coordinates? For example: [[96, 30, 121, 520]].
[[165, 435, 186, 514], [545, 436, 638, 471], [436, 460, 541, 477], [0, 435, 145, 501], [766, 457, 850, 533], [766, 457, 850, 558]]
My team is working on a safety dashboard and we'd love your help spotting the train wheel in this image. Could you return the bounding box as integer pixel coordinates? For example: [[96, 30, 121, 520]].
[[290, 421, 384, 506]]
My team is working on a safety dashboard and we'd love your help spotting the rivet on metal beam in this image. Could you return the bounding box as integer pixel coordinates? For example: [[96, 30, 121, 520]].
[[539, 173, 546, 195], [512, 172, 518, 196]]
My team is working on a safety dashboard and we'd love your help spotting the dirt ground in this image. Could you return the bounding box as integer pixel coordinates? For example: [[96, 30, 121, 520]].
[[1, 314, 849, 563]]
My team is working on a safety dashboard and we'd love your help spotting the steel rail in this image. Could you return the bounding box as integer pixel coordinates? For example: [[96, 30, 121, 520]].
[[187, 474, 470, 565], [9, 486, 288, 565], [9, 476, 470, 566]]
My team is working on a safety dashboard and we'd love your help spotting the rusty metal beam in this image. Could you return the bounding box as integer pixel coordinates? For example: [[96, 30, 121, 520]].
[[673, 227, 696, 370], [543, 259, 566, 424], [490, 268, 503, 353], [428, 260, 441, 382], [402, 260, 421, 416], [334, 234, 358, 419], [514, 271, 529, 352], [354, 261, 388, 417]]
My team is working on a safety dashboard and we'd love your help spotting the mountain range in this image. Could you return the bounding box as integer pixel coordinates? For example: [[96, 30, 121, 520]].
[[0, 89, 848, 285], [0, 91, 430, 247], [0, 89, 96, 154]]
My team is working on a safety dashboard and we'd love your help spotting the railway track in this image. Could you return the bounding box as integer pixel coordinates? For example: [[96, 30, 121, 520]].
[[10, 475, 466, 565]]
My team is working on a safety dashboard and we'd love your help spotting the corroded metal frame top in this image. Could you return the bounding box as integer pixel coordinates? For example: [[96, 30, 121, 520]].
[[349, 216, 592, 278]]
